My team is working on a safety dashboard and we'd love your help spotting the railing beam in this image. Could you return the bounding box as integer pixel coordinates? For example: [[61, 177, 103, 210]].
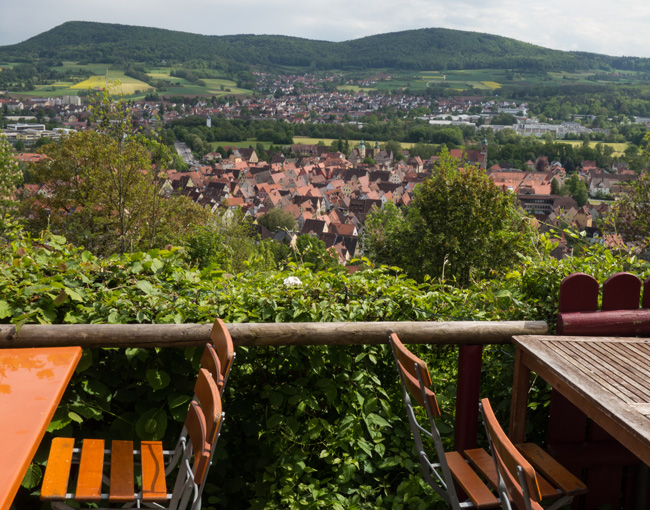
[[0, 321, 547, 348]]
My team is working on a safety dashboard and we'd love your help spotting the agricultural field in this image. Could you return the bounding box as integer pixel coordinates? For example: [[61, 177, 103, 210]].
[[71, 75, 151, 95], [561, 140, 628, 156], [368, 67, 650, 93], [211, 137, 422, 151], [11, 63, 251, 99]]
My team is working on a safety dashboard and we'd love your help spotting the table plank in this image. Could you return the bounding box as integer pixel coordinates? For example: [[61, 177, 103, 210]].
[[510, 336, 650, 466], [0, 346, 81, 510]]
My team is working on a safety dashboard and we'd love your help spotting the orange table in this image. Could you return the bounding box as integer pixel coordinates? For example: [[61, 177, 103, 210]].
[[0, 346, 81, 510]]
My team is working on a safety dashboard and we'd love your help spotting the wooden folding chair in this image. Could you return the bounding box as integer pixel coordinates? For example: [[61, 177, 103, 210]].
[[41, 369, 223, 510], [166, 366, 224, 475], [389, 333, 500, 509], [479, 397, 587, 510], [210, 318, 235, 393]]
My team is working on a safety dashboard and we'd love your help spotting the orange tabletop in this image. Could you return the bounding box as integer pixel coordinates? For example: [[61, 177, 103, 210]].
[[0, 346, 81, 510]]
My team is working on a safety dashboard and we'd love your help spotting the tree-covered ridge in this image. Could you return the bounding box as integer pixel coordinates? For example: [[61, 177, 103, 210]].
[[1, 21, 646, 72]]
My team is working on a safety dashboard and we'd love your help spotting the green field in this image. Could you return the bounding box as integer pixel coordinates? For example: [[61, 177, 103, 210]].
[[211, 137, 423, 151], [561, 140, 628, 156], [12, 63, 252, 99], [366, 67, 650, 93]]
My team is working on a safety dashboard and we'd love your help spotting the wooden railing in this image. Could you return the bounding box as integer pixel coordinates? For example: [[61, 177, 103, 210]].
[[0, 320, 548, 451]]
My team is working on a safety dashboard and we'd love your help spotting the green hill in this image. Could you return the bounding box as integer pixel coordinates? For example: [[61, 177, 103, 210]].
[[1, 21, 646, 72]]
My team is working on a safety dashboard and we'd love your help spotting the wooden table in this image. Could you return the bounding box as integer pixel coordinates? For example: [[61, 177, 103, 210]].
[[0, 346, 81, 510], [508, 335, 650, 466]]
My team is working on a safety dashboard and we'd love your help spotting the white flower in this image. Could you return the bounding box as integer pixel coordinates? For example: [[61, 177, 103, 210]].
[[283, 276, 302, 287]]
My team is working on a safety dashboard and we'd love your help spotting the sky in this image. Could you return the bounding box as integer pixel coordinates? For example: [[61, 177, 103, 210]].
[[2, 0, 650, 58]]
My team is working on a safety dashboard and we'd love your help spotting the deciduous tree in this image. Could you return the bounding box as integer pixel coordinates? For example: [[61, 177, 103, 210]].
[[366, 149, 537, 283], [0, 136, 22, 225], [258, 207, 297, 232], [26, 91, 205, 255]]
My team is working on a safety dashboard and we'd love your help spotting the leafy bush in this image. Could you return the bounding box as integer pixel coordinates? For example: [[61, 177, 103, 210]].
[[3, 225, 648, 509]]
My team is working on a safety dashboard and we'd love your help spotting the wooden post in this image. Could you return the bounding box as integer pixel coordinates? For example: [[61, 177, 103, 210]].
[[455, 345, 483, 451], [0, 321, 548, 349]]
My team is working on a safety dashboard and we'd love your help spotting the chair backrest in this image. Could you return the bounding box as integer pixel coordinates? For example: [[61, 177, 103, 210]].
[[170, 401, 212, 510], [193, 367, 223, 445], [185, 401, 211, 485], [389, 332, 441, 417], [480, 397, 542, 510], [389, 333, 465, 507], [200, 343, 224, 392], [210, 318, 235, 390]]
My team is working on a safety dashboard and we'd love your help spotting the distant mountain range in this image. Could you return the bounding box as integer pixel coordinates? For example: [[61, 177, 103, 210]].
[[1, 21, 649, 72]]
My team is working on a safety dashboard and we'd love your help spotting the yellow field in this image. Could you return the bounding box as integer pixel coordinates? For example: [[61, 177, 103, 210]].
[[71, 76, 151, 94], [481, 81, 502, 89], [337, 85, 374, 93], [561, 140, 628, 156]]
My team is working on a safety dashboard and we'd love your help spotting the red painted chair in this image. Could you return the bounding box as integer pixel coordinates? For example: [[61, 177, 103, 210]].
[[553, 272, 648, 507]]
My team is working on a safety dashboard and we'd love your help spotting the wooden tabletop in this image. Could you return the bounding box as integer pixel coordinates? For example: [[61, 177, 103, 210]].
[[509, 335, 650, 466], [0, 346, 81, 510]]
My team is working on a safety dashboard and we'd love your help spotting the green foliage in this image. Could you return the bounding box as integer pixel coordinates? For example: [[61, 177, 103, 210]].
[[366, 149, 538, 284], [288, 235, 341, 272], [1, 22, 636, 73], [4, 221, 650, 508], [560, 174, 589, 207], [607, 133, 650, 253], [23, 90, 207, 256], [258, 207, 297, 233], [0, 136, 22, 223]]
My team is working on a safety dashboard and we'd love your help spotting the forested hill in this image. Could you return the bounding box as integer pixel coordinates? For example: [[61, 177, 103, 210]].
[[1, 21, 649, 72]]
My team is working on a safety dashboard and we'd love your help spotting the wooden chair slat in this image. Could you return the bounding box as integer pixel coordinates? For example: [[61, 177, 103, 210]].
[[41, 437, 75, 501], [444, 451, 500, 509], [480, 398, 542, 505], [463, 447, 499, 489], [389, 332, 433, 386], [559, 273, 599, 313], [396, 358, 441, 417], [602, 272, 641, 311], [516, 442, 588, 497], [109, 440, 135, 502], [185, 402, 210, 484], [75, 439, 104, 501], [194, 367, 222, 445], [200, 343, 224, 391], [210, 318, 235, 385], [141, 441, 167, 501]]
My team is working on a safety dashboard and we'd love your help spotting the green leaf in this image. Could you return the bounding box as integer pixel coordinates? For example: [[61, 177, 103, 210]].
[[53, 290, 68, 306], [75, 349, 93, 373], [146, 369, 170, 390], [21, 463, 42, 490], [68, 411, 83, 424], [47, 408, 72, 432], [135, 408, 167, 440], [64, 286, 84, 301], [135, 280, 157, 295], [168, 393, 191, 409], [0, 300, 11, 319], [150, 259, 164, 273]]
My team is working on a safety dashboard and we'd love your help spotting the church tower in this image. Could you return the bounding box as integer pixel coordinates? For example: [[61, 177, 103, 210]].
[[480, 136, 488, 170], [358, 140, 366, 160]]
